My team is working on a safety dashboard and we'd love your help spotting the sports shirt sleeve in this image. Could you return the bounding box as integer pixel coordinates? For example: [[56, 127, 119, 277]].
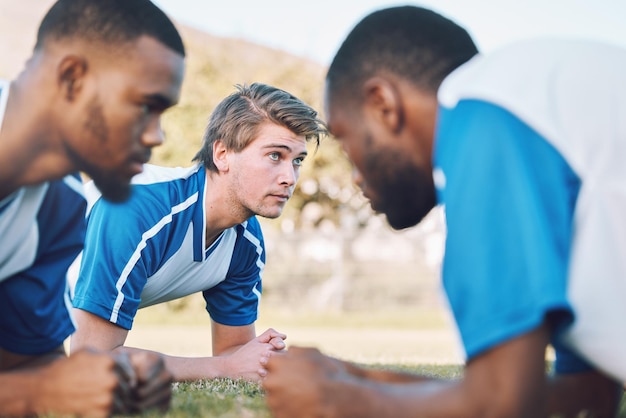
[[0, 176, 86, 355], [435, 99, 589, 372], [72, 191, 159, 330], [203, 217, 264, 326]]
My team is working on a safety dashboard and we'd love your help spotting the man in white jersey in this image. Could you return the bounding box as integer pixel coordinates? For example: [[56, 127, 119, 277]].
[[0, 0, 185, 416], [70, 83, 328, 382], [263, 6, 626, 418]]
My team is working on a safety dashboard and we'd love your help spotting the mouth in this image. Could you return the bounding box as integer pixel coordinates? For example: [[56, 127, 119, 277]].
[[270, 193, 291, 202], [128, 158, 146, 176], [128, 151, 151, 175]]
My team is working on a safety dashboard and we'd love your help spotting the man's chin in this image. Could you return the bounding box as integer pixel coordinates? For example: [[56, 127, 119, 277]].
[[260, 210, 283, 220], [93, 176, 132, 203], [382, 204, 430, 230]]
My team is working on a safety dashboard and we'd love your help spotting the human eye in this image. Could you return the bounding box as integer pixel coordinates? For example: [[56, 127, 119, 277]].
[[293, 156, 305, 167], [139, 94, 172, 115], [268, 152, 280, 161]]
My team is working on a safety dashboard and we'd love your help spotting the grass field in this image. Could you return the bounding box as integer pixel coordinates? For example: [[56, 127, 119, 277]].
[[127, 364, 464, 418], [115, 300, 626, 417], [119, 365, 626, 418]]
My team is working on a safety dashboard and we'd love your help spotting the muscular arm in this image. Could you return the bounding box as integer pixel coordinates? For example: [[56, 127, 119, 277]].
[[0, 346, 124, 417], [547, 369, 622, 417], [264, 323, 619, 418], [71, 308, 286, 382]]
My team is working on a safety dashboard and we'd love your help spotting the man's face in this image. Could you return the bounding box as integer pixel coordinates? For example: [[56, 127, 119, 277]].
[[225, 123, 308, 220], [324, 85, 436, 230], [64, 36, 184, 201]]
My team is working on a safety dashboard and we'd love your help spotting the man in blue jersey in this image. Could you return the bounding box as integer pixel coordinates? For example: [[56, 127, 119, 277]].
[[263, 6, 626, 418], [70, 82, 328, 383], [0, 0, 184, 416]]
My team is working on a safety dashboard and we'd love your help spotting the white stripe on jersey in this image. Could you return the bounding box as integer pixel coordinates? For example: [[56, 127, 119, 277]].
[[110, 192, 199, 322], [243, 223, 265, 272], [0, 184, 49, 282], [63, 175, 85, 198]]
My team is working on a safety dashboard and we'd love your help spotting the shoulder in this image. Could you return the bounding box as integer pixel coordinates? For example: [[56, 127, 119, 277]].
[[40, 174, 86, 221], [87, 164, 204, 216], [438, 39, 626, 176], [131, 163, 203, 186], [440, 39, 626, 110]]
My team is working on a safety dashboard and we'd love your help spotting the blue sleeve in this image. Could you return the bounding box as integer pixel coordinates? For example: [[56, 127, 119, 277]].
[[551, 334, 594, 374], [435, 99, 581, 361], [0, 176, 85, 355], [203, 217, 264, 326], [72, 192, 156, 330]]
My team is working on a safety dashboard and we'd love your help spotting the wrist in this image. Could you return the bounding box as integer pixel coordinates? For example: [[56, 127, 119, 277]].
[[213, 354, 232, 379], [0, 369, 42, 416]]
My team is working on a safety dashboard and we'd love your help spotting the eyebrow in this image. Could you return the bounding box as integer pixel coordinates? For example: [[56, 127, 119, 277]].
[[262, 144, 308, 157]]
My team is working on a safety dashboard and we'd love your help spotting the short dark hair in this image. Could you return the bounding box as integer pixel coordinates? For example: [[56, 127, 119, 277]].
[[35, 0, 185, 56], [194, 83, 328, 172], [327, 6, 477, 99]]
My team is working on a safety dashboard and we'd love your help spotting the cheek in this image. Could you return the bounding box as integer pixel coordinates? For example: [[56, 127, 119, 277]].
[[106, 101, 148, 136], [234, 164, 262, 191]]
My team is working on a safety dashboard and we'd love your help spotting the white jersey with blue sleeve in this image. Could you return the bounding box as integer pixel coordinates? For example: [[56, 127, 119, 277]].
[[435, 39, 626, 382], [72, 164, 265, 330], [0, 79, 87, 355]]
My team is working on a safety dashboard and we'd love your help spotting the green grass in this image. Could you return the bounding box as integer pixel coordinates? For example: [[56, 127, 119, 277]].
[[123, 364, 461, 418], [113, 364, 626, 418]]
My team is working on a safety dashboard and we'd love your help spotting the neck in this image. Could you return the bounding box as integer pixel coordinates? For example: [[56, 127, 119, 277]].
[[0, 78, 72, 199], [203, 170, 250, 248]]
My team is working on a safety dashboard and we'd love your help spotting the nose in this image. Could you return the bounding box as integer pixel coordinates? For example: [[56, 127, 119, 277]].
[[279, 163, 297, 187], [142, 117, 165, 148]]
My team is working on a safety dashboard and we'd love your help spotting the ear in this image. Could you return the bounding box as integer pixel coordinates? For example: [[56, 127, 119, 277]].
[[212, 140, 229, 172], [57, 55, 88, 102], [362, 77, 404, 134]]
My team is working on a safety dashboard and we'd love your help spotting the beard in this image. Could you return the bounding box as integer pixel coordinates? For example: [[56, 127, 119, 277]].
[[90, 169, 132, 203], [362, 142, 437, 230], [65, 96, 133, 202]]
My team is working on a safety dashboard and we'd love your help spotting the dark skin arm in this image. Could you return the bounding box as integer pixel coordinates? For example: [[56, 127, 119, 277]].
[[547, 369, 622, 417], [263, 323, 621, 418], [0, 345, 144, 417]]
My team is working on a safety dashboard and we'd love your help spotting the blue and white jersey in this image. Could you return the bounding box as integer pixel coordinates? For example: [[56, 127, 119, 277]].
[[73, 164, 265, 330], [435, 40, 626, 382], [0, 79, 87, 355]]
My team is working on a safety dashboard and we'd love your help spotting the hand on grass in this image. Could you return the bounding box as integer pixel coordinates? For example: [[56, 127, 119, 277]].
[[263, 346, 347, 418], [223, 328, 287, 382], [113, 351, 173, 414], [33, 349, 126, 417]]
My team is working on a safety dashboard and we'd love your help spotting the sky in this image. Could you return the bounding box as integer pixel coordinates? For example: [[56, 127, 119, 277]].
[[152, 0, 626, 66]]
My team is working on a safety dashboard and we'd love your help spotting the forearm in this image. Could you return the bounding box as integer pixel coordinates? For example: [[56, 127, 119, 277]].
[[0, 370, 40, 416], [344, 361, 435, 383], [547, 370, 622, 417], [113, 346, 231, 382], [321, 372, 471, 418], [0, 345, 65, 371], [163, 355, 233, 381], [0, 346, 68, 415]]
